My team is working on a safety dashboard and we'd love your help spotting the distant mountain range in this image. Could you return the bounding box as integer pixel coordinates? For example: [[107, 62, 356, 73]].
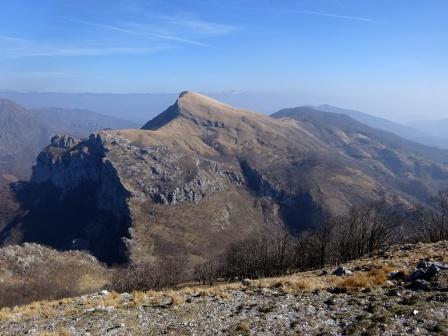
[[31, 107, 138, 138], [0, 91, 320, 124], [408, 119, 448, 141], [313, 105, 448, 149], [0, 91, 176, 124], [0, 98, 137, 184], [1, 90, 447, 149], [2, 92, 448, 265]]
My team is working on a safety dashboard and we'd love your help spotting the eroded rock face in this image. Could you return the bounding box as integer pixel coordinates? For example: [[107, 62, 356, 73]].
[[49, 134, 80, 149], [32, 134, 129, 218], [101, 135, 244, 205]]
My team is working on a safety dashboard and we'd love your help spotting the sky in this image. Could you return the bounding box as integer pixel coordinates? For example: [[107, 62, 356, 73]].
[[0, 0, 447, 121]]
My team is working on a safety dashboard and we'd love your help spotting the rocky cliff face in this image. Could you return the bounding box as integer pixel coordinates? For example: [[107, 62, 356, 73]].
[[3, 92, 448, 265], [32, 134, 130, 218]]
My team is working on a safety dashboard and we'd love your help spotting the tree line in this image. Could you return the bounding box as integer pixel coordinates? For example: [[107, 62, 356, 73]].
[[115, 191, 448, 291], [193, 191, 448, 285]]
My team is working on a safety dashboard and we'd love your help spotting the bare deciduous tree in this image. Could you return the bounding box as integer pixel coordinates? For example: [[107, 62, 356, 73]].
[[419, 190, 448, 242]]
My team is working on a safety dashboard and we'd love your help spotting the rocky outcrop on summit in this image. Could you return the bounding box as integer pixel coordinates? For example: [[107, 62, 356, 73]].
[[3, 91, 448, 265]]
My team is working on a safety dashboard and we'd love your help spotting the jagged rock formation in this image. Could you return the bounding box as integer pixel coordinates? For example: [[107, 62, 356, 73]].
[[2, 92, 448, 265]]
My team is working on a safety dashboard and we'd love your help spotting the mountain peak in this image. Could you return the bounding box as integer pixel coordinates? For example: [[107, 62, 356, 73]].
[[176, 90, 229, 109], [142, 91, 247, 131], [178, 90, 193, 98]]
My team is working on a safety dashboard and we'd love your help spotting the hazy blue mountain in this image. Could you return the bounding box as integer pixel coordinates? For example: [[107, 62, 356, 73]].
[[0, 91, 177, 124], [0, 98, 137, 183], [0, 98, 53, 183], [408, 119, 448, 140], [315, 104, 448, 149], [32, 107, 138, 138]]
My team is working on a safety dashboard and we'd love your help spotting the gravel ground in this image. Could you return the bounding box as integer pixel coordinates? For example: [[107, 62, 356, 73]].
[[1, 285, 447, 336]]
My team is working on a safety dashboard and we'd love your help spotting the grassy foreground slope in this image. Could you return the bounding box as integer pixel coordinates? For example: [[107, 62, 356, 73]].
[[0, 241, 447, 336]]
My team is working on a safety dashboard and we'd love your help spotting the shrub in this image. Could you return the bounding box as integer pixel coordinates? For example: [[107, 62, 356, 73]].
[[112, 255, 187, 292]]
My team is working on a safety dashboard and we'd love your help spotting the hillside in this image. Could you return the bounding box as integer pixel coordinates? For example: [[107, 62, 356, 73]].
[[0, 99, 136, 183], [409, 119, 448, 141], [32, 107, 138, 139], [315, 104, 448, 149], [273, 106, 448, 202], [0, 99, 55, 183], [2, 92, 448, 267], [0, 241, 447, 335]]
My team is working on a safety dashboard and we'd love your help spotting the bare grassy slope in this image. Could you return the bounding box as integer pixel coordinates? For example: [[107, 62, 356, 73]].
[[273, 106, 448, 202], [0, 241, 446, 336], [0, 243, 108, 308]]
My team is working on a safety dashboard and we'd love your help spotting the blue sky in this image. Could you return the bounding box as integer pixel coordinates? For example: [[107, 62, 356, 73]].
[[0, 0, 447, 120]]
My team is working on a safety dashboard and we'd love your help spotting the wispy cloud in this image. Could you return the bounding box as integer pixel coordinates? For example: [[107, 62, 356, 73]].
[[285, 9, 378, 23], [0, 36, 172, 59], [61, 17, 207, 47], [13, 70, 92, 78], [0, 35, 29, 43], [199, 3, 381, 24], [151, 14, 239, 35], [0, 12, 238, 59]]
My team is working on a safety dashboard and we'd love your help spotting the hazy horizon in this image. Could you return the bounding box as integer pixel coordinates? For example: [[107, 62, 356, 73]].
[[1, 0, 447, 121]]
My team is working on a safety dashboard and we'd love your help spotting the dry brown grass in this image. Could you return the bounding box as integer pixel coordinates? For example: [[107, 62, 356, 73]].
[[131, 290, 150, 306], [0, 244, 110, 308], [254, 273, 326, 293], [1, 241, 446, 323], [236, 320, 251, 336], [168, 292, 185, 306]]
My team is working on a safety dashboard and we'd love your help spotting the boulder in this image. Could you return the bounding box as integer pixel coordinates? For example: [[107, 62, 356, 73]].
[[242, 279, 253, 286], [333, 267, 353, 276]]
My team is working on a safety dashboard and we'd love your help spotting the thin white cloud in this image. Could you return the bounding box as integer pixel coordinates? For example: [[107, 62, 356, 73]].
[[199, 3, 381, 24], [24, 46, 170, 57], [0, 36, 172, 58], [151, 14, 239, 35], [13, 70, 92, 78], [0, 11, 238, 59], [288, 9, 378, 23], [61, 17, 211, 47], [0, 35, 29, 43]]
